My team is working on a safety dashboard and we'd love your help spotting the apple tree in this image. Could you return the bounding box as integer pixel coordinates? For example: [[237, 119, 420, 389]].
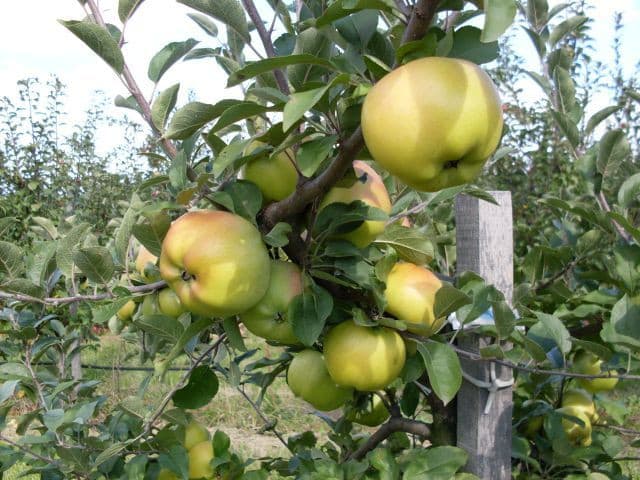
[[1, 0, 639, 479]]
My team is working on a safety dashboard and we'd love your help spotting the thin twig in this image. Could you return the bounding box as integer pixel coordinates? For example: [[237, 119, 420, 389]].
[[240, 0, 290, 95], [593, 423, 640, 436], [0, 433, 61, 468], [0, 280, 166, 306], [236, 386, 292, 453]]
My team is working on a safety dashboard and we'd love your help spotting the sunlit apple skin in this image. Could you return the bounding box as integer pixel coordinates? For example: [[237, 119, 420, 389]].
[[562, 388, 596, 420], [287, 349, 353, 411], [135, 245, 158, 282], [188, 440, 214, 479], [239, 260, 303, 345], [116, 300, 136, 322], [158, 288, 187, 318], [318, 161, 392, 248], [573, 351, 619, 393], [361, 57, 503, 192], [323, 320, 406, 391], [555, 406, 593, 446], [159, 211, 271, 318], [346, 395, 390, 427], [158, 468, 179, 480], [384, 262, 444, 336], [184, 420, 210, 451], [242, 141, 298, 202]]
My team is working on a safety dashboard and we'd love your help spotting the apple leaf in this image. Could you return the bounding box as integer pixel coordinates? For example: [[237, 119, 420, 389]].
[[151, 84, 180, 131], [549, 15, 587, 46], [131, 212, 171, 257], [56, 222, 91, 279], [289, 284, 333, 346], [449, 26, 498, 65], [434, 285, 472, 320], [177, 0, 250, 42], [315, 0, 395, 26], [227, 54, 336, 87], [172, 366, 219, 409], [210, 102, 277, 134], [535, 312, 571, 354], [264, 222, 292, 248], [402, 446, 469, 478], [73, 247, 115, 284], [134, 314, 184, 341], [187, 12, 219, 37], [164, 100, 240, 140], [481, 0, 517, 43], [222, 318, 246, 352], [373, 224, 435, 265], [586, 105, 621, 135], [417, 342, 462, 405], [297, 135, 337, 177], [91, 297, 134, 325], [0, 241, 24, 280], [59, 20, 124, 73]]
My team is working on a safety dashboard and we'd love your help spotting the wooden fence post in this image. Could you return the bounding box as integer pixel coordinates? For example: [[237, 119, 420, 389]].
[[455, 191, 513, 479]]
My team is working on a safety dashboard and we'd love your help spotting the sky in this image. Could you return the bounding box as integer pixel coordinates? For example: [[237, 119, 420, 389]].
[[0, 0, 639, 160]]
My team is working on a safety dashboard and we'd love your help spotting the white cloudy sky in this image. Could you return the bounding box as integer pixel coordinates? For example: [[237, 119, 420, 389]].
[[0, 0, 638, 158]]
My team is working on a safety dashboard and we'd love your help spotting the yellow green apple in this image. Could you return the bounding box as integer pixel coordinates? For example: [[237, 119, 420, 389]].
[[188, 440, 214, 479], [323, 320, 406, 391], [239, 260, 303, 345], [241, 141, 298, 202], [287, 349, 353, 411], [159, 210, 271, 318], [158, 288, 187, 318], [384, 262, 444, 336], [361, 57, 503, 192], [318, 160, 392, 248]]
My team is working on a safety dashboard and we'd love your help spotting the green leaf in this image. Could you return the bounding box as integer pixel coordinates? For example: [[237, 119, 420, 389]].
[[554, 66, 576, 115], [315, 0, 395, 26], [618, 172, 640, 208], [492, 300, 515, 339], [549, 15, 587, 46], [56, 223, 91, 278], [373, 225, 435, 265], [263, 222, 292, 248], [550, 109, 579, 147], [218, 180, 263, 222], [115, 94, 142, 113], [115, 201, 139, 265], [1, 279, 44, 298], [434, 285, 472, 319], [613, 245, 640, 293], [95, 442, 128, 467], [289, 284, 333, 346], [210, 102, 276, 134], [135, 314, 185, 340], [211, 139, 249, 178], [402, 446, 468, 479], [535, 312, 571, 354], [481, 0, 517, 43], [31, 217, 58, 240], [586, 105, 621, 135], [222, 318, 246, 351], [187, 12, 219, 36], [177, 0, 249, 41], [0, 241, 24, 280], [283, 87, 328, 131], [172, 365, 219, 409], [151, 84, 180, 131], [0, 380, 19, 405], [0, 217, 17, 238], [92, 297, 133, 324], [213, 430, 231, 456], [164, 100, 239, 140], [131, 213, 171, 257], [297, 135, 337, 177], [73, 247, 115, 284], [335, 10, 379, 49], [148, 39, 199, 83], [602, 295, 640, 349], [417, 342, 462, 405], [155, 318, 216, 376], [597, 129, 631, 178], [59, 20, 124, 73], [227, 54, 336, 87], [526, 0, 548, 29], [118, 0, 145, 23], [449, 26, 499, 65]]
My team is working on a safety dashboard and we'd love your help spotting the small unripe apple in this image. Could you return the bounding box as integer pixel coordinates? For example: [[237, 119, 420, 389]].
[[158, 288, 187, 318], [241, 141, 298, 202], [116, 300, 136, 322], [240, 260, 303, 345], [572, 351, 619, 393], [318, 161, 391, 248], [555, 406, 593, 446], [159, 211, 271, 317], [287, 349, 353, 411], [135, 245, 158, 282], [184, 420, 210, 451], [384, 262, 444, 336], [361, 57, 503, 192], [346, 395, 390, 426], [562, 388, 596, 420], [140, 294, 158, 316], [157, 468, 178, 480], [188, 440, 214, 479]]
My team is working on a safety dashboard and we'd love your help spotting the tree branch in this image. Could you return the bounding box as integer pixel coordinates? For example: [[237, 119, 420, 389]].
[[241, 0, 290, 95], [84, 0, 178, 160], [0, 280, 167, 306], [349, 417, 431, 461]]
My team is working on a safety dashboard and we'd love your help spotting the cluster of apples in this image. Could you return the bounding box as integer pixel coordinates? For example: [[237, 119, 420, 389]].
[[157, 420, 216, 479]]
